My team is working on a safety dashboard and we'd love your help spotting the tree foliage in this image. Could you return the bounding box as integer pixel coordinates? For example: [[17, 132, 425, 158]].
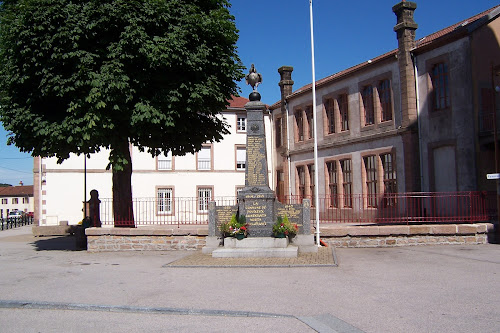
[[0, 0, 244, 169]]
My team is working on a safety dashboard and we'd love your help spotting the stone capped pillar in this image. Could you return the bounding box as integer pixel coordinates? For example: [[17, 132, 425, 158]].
[[393, 1, 418, 128], [393, 1, 421, 192], [277, 66, 294, 200], [238, 97, 276, 237]]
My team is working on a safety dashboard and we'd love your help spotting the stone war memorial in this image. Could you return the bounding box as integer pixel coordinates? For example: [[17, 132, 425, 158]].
[[203, 65, 317, 257]]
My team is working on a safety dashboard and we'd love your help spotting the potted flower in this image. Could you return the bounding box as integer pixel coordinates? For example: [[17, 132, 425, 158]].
[[220, 214, 248, 240], [272, 215, 298, 239]]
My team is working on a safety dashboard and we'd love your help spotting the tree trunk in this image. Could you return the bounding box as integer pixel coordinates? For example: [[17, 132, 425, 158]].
[[112, 140, 135, 227]]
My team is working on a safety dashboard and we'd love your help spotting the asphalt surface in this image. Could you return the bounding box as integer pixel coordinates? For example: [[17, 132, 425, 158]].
[[1, 225, 500, 332]]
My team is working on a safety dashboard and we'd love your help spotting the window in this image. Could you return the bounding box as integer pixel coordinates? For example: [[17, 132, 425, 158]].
[[325, 98, 335, 134], [297, 166, 306, 200], [364, 155, 377, 207], [275, 117, 282, 147], [1, 199, 7, 205], [12, 198, 18, 204], [327, 161, 338, 208], [237, 116, 246, 132], [362, 85, 374, 125], [23, 197, 29, 204], [306, 106, 314, 139], [197, 187, 212, 213], [157, 188, 173, 214], [197, 146, 211, 170], [381, 153, 397, 206], [308, 164, 315, 206], [340, 159, 352, 208], [236, 147, 246, 170], [378, 79, 392, 121], [276, 170, 285, 203], [338, 94, 349, 131], [431, 62, 450, 111], [295, 109, 304, 142], [157, 150, 172, 170]]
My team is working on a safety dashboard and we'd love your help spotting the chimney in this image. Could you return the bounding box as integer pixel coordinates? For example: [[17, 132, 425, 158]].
[[393, 1, 418, 128], [278, 66, 294, 106], [393, 1, 421, 192]]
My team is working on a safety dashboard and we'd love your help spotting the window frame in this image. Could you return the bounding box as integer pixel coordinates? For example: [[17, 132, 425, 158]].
[[381, 152, 397, 207], [340, 159, 353, 208], [157, 150, 174, 171], [363, 155, 378, 208], [326, 160, 338, 208], [235, 145, 246, 171], [338, 93, 349, 131], [430, 62, 450, 111], [196, 145, 213, 171], [275, 116, 283, 147], [308, 164, 315, 207], [359, 73, 394, 129], [236, 115, 247, 132], [197, 186, 213, 214], [156, 187, 174, 216], [378, 79, 393, 122], [325, 98, 336, 134]]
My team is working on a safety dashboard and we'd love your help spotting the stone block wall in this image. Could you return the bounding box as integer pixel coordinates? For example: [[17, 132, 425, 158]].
[[86, 226, 207, 252], [321, 223, 494, 248], [85, 223, 495, 252]]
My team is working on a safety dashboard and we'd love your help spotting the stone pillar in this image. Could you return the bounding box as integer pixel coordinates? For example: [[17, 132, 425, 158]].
[[239, 97, 276, 237], [277, 66, 294, 199], [393, 1, 421, 192], [393, 1, 418, 128]]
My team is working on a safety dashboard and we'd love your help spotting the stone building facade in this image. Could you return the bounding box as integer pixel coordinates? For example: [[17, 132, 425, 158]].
[[270, 2, 500, 215]]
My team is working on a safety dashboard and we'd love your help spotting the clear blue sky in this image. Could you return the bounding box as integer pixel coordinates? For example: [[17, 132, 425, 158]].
[[0, 0, 498, 186]]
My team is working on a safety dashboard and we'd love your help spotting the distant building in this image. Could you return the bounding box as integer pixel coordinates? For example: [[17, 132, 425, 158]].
[[0, 183, 34, 218], [270, 2, 499, 213], [33, 97, 274, 226]]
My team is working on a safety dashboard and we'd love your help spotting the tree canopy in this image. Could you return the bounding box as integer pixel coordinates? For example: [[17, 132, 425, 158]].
[[0, 0, 244, 225], [0, 0, 243, 166]]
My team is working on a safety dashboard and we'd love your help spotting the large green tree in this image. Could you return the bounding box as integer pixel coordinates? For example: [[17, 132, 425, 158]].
[[0, 0, 244, 226]]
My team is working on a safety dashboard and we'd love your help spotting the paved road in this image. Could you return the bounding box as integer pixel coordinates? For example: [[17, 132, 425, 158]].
[[1, 226, 500, 332]]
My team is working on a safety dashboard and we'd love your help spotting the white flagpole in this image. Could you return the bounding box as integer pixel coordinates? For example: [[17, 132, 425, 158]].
[[309, 0, 321, 246]]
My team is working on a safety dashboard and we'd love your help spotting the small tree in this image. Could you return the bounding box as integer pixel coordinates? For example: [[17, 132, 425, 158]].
[[0, 0, 244, 226]]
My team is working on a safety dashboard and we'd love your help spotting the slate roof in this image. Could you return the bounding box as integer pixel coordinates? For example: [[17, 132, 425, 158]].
[[0, 185, 34, 197], [270, 4, 500, 109]]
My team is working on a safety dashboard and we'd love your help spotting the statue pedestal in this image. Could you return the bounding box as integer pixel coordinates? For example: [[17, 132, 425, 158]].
[[211, 237, 298, 258]]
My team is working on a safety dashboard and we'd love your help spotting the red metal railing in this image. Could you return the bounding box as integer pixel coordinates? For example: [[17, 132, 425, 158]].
[[285, 192, 490, 224], [100, 192, 493, 227], [100, 197, 237, 227]]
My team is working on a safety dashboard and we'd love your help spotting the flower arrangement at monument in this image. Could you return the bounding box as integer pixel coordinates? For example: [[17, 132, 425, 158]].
[[272, 215, 298, 239], [220, 214, 248, 240]]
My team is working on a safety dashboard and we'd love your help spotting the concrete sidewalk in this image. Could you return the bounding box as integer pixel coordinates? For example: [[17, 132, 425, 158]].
[[1, 225, 500, 332]]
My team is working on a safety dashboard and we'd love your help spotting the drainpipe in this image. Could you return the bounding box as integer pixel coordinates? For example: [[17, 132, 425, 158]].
[[285, 100, 292, 198], [412, 52, 425, 191], [268, 109, 275, 192]]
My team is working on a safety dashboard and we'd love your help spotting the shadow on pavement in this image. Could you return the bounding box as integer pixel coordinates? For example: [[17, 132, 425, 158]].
[[32, 236, 80, 251]]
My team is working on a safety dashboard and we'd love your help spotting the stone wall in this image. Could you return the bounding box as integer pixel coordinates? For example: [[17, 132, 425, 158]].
[[86, 226, 208, 252], [321, 223, 494, 248], [85, 223, 495, 252]]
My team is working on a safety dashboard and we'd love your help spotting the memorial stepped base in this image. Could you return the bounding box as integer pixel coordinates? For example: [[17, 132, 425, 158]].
[[211, 237, 298, 258]]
